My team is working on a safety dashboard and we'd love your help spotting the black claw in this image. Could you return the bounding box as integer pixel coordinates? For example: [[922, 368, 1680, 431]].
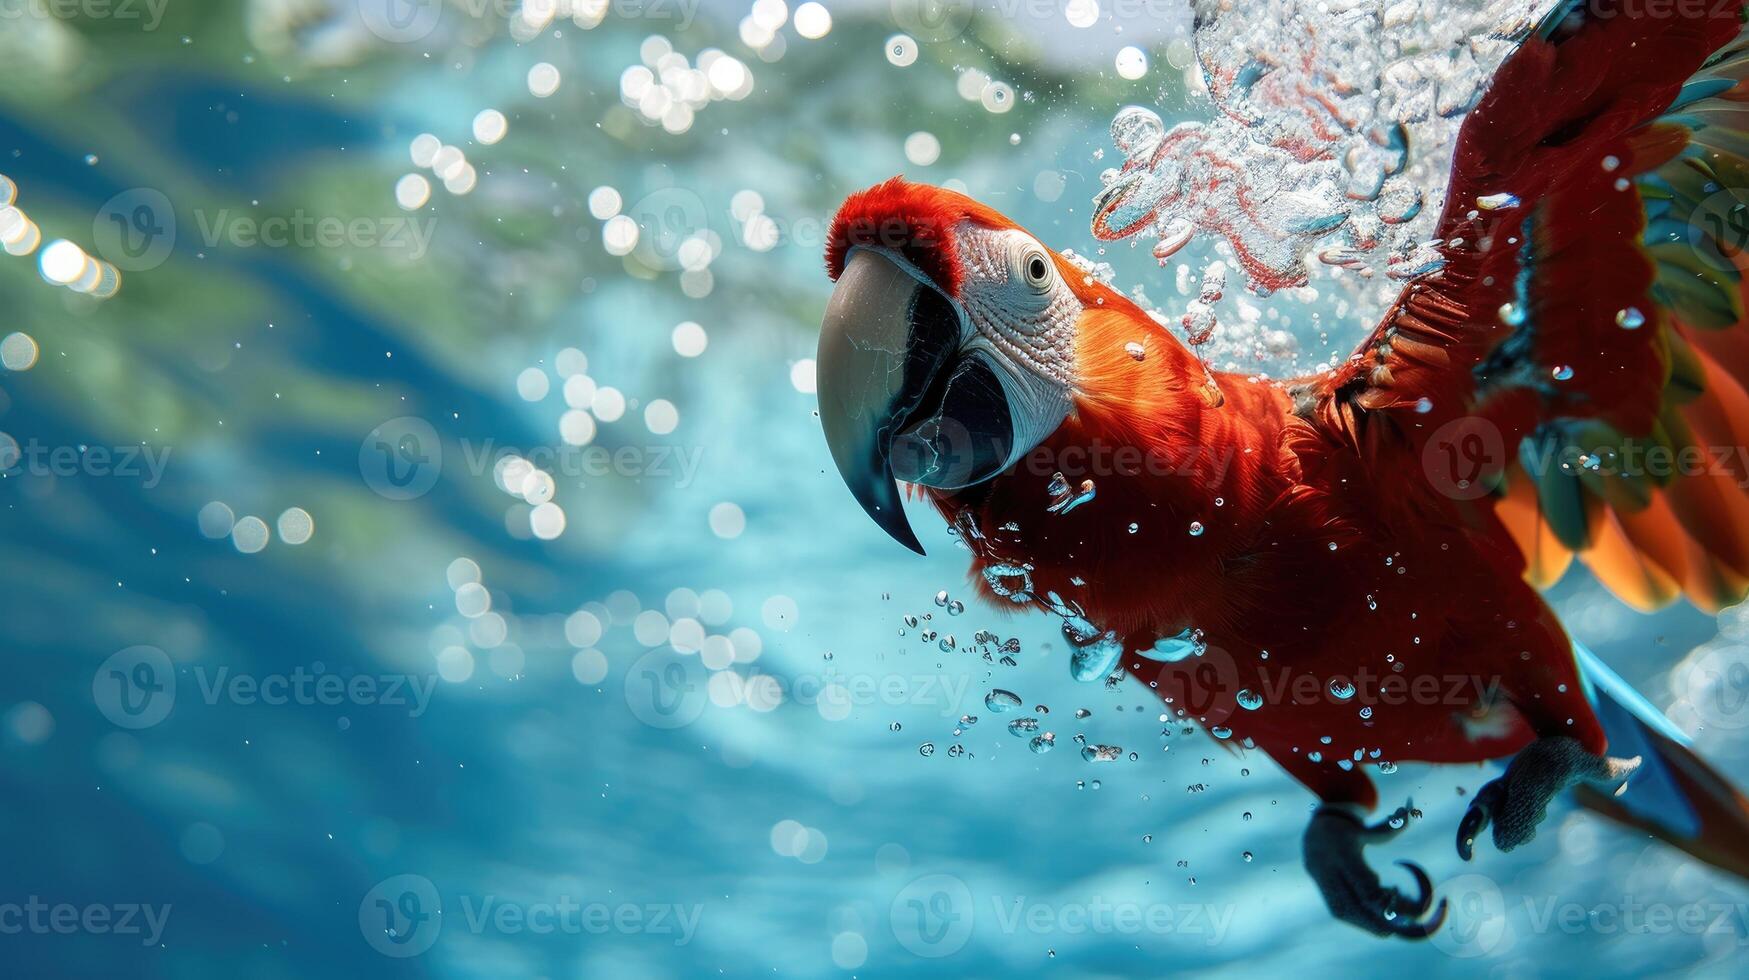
[[1394, 860, 1436, 916], [1386, 897, 1448, 939], [1304, 804, 1448, 941], [1456, 808, 1484, 861], [1457, 780, 1502, 861]]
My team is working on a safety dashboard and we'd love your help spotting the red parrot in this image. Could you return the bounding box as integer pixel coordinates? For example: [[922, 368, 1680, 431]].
[[815, 0, 1749, 939]]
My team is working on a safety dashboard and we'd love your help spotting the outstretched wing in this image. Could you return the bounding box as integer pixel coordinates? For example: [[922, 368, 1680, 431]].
[[1305, 0, 1749, 611]]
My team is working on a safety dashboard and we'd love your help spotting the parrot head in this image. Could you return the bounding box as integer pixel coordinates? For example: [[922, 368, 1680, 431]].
[[816, 177, 1127, 554]]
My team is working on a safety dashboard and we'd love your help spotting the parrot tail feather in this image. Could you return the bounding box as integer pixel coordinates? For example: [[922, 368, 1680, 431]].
[[1572, 641, 1749, 880]]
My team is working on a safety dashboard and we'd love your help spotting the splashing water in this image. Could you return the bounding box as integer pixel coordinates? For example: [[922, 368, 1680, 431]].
[[1093, 0, 1554, 372]]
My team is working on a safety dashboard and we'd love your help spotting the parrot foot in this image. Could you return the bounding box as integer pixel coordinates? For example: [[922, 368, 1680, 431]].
[[1457, 735, 1641, 860], [1302, 800, 1447, 939]]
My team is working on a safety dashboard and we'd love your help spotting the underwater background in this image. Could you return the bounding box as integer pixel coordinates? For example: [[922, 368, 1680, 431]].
[[0, 0, 1746, 976]]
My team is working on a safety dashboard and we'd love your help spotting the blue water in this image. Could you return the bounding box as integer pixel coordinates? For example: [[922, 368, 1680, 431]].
[[1, 3, 1746, 977]]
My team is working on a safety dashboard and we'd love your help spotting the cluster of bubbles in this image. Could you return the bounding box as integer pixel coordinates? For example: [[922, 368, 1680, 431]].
[[0, 176, 39, 253], [1095, 0, 1552, 373], [508, 0, 611, 40], [400, 132, 478, 209], [769, 818, 829, 863], [589, 182, 725, 297], [956, 67, 1020, 117], [37, 238, 122, 299], [440, 558, 519, 679], [197, 501, 315, 554], [500, 346, 644, 539], [434, 570, 764, 692], [490, 452, 569, 541], [740, 0, 833, 61], [619, 35, 755, 136], [515, 346, 638, 438], [732, 189, 779, 253]]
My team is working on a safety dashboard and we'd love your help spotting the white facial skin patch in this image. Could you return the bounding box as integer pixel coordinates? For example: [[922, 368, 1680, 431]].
[[951, 224, 1080, 469]]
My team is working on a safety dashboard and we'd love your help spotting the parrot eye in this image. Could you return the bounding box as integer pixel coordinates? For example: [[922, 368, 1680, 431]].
[[1018, 245, 1054, 292]]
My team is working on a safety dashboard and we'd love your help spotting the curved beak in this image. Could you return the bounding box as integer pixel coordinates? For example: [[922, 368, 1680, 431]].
[[816, 249, 1015, 555]]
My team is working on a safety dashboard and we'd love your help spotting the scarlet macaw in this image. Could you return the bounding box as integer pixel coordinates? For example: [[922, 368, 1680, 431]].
[[815, 0, 1749, 938]]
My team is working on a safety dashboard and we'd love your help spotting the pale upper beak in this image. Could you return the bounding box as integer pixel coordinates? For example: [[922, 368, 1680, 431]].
[[815, 248, 1016, 554]]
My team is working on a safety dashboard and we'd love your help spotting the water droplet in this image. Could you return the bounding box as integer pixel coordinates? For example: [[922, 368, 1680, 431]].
[[1188, 521, 1205, 536], [1211, 726, 1232, 739], [1242, 850, 1254, 862], [1616, 306, 1644, 329], [1138, 627, 1206, 663], [985, 689, 1022, 712], [1328, 678, 1356, 701], [1029, 732, 1056, 754], [1081, 743, 1123, 762], [1552, 364, 1574, 381], [1047, 472, 1096, 514], [1236, 689, 1264, 711], [1008, 717, 1041, 737], [918, 742, 935, 757], [934, 590, 949, 606], [1125, 341, 1146, 361], [1064, 618, 1124, 681]]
